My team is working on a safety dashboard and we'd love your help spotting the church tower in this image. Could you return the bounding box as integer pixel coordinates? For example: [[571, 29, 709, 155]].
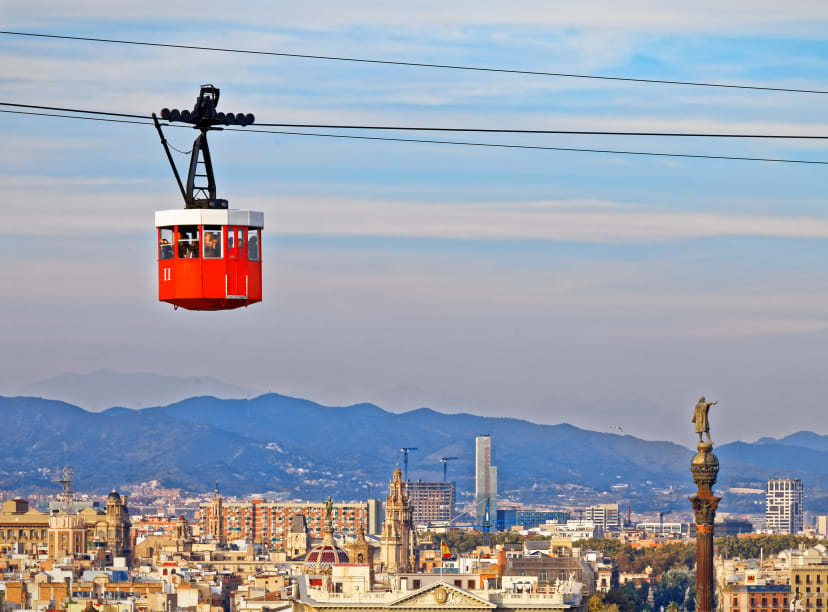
[[379, 466, 416, 574], [209, 482, 225, 546], [104, 490, 130, 557], [174, 515, 193, 552], [347, 525, 376, 584], [287, 514, 310, 559]]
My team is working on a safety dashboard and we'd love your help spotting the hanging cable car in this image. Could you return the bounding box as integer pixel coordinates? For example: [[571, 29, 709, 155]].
[[152, 85, 263, 311]]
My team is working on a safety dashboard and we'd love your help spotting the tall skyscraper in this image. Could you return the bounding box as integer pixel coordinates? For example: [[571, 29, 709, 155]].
[[766, 478, 804, 534], [475, 434, 497, 527]]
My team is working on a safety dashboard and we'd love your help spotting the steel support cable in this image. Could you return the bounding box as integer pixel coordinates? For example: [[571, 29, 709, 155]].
[[0, 101, 147, 119], [4, 108, 827, 166], [1, 30, 827, 95], [2, 102, 828, 140], [226, 127, 828, 165], [255, 122, 828, 140], [0, 108, 154, 125]]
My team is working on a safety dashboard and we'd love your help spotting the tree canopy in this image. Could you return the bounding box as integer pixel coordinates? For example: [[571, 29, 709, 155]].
[[421, 530, 524, 553]]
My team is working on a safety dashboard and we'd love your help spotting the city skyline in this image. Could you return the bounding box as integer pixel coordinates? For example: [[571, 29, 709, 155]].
[[3, 4, 828, 612]]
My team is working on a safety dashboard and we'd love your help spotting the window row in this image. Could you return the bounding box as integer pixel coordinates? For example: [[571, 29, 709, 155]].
[[0, 528, 47, 539], [159, 226, 261, 261]]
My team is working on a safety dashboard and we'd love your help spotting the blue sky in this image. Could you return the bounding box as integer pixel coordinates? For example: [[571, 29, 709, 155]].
[[2, 1, 828, 444]]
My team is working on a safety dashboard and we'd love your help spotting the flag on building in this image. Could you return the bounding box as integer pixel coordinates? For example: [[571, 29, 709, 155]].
[[441, 540, 451, 559]]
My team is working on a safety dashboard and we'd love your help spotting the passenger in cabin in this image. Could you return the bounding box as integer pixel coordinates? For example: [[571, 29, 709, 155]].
[[177, 238, 191, 259], [178, 230, 199, 259], [159, 238, 173, 260], [204, 230, 221, 258], [248, 232, 259, 260]]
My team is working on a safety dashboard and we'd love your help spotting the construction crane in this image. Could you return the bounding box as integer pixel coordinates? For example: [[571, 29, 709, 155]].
[[400, 447, 418, 482], [440, 456, 459, 482]]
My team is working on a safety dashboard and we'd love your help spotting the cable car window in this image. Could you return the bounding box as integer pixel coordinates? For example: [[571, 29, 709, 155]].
[[238, 230, 245, 249], [228, 231, 235, 250], [248, 228, 260, 261], [159, 228, 174, 260], [178, 226, 200, 259], [203, 226, 222, 259]]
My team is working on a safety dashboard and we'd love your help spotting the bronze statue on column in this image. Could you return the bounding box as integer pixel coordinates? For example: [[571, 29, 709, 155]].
[[689, 397, 720, 612]]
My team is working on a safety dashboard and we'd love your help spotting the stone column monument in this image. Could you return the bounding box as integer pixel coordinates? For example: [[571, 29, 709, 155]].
[[690, 396, 720, 612]]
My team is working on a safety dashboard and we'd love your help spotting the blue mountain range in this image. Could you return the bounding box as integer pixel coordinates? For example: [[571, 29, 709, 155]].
[[1, 393, 826, 511]]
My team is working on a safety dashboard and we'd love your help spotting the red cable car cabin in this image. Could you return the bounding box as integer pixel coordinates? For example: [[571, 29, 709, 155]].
[[155, 209, 264, 310]]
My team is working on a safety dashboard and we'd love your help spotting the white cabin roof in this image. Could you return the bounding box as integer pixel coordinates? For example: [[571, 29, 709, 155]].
[[155, 209, 264, 228]]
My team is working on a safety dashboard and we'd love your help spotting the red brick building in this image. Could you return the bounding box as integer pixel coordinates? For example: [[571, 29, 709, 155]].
[[199, 496, 373, 551]]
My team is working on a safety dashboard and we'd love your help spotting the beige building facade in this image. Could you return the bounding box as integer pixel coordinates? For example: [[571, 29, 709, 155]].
[[48, 514, 87, 558], [291, 576, 583, 612], [0, 499, 49, 554]]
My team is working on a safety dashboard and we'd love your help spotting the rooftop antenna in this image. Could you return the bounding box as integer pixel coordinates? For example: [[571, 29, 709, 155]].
[[52, 466, 74, 512], [440, 457, 459, 482], [400, 447, 418, 482]]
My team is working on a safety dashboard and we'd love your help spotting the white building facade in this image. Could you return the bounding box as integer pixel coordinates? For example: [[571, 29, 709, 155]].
[[766, 478, 804, 535]]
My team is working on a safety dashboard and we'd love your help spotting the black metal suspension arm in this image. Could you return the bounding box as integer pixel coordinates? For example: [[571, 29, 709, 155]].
[[152, 113, 188, 206], [185, 129, 217, 204], [199, 131, 216, 200]]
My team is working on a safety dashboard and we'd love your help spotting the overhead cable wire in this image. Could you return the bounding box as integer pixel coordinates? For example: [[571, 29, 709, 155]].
[[0, 101, 147, 119], [226, 127, 828, 166], [256, 122, 828, 140], [5, 108, 826, 166], [2, 102, 828, 140], [0, 108, 155, 126], [1, 30, 826, 95]]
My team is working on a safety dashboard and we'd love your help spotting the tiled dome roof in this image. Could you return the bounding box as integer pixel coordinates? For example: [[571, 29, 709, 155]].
[[305, 542, 349, 569]]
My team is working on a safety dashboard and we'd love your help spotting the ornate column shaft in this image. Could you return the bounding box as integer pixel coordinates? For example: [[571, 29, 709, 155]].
[[690, 441, 720, 612]]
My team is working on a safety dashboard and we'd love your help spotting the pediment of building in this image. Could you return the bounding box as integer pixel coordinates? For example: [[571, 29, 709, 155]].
[[390, 582, 495, 609]]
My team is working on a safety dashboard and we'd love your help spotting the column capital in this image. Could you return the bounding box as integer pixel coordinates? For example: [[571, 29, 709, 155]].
[[690, 495, 721, 527]]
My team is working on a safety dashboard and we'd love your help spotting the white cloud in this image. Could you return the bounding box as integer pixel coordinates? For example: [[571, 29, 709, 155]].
[[3, 1, 828, 33], [4, 183, 828, 243], [3, 2, 828, 445], [257, 196, 828, 242]]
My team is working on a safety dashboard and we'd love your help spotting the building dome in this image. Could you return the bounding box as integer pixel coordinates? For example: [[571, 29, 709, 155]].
[[304, 541, 349, 572], [107, 490, 120, 501]]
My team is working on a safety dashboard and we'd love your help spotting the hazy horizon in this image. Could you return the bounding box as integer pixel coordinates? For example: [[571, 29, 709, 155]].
[[2, 367, 820, 447]]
